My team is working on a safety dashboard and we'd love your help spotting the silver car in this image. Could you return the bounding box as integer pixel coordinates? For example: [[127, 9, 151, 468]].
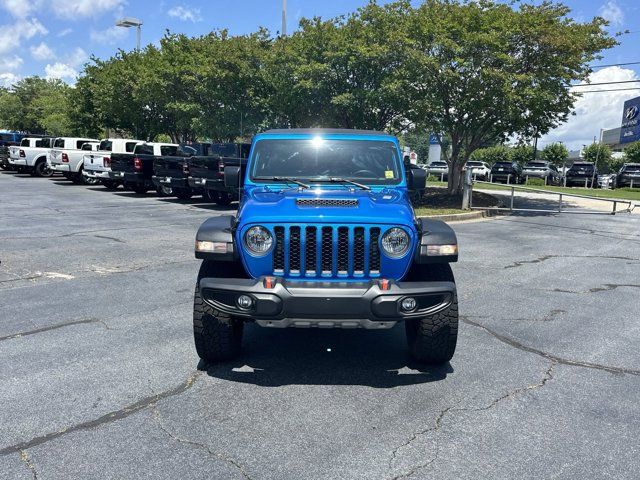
[[522, 161, 561, 185]]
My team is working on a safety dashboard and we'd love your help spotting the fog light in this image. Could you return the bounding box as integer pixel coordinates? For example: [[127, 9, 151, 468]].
[[401, 297, 417, 312], [237, 295, 253, 310]]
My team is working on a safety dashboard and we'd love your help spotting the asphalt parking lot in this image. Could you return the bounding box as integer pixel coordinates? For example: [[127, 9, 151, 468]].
[[1, 171, 639, 479]]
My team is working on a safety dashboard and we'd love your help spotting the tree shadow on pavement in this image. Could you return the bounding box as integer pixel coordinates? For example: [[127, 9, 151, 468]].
[[202, 324, 453, 388]]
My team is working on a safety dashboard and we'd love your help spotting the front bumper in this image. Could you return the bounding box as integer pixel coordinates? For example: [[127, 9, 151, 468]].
[[617, 176, 640, 187], [152, 175, 189, 188], [199, 277, 456, 329]]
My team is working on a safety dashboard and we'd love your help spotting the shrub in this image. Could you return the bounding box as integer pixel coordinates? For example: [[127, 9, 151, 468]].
[[525, 177, 546, 186]]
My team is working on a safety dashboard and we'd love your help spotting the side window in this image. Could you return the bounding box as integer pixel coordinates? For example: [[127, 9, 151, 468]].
[[160, 146, 178, 156], [81, 143, 92, 151], [54, 138, 65, 148], [76, 140, 88, 149], [134, 144, 154, 155], [125, 142, 137, 153], [20, 138, 30, 147], [178, 145, 196, 157], [99, 140, 113, 151]]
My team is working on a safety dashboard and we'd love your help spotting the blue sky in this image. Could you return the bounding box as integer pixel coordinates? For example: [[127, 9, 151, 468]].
[[0, 0, 638, 148]]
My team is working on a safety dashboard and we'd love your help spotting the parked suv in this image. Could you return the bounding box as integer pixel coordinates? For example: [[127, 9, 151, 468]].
[[565, 162, 597, 187], [192, 129, 459, 365], [522, 161, 561, 184], [490, 161, 523, 183], [426, 161, 449, 180], [464, 161, 490, 180], [615, 163, 640, 188]]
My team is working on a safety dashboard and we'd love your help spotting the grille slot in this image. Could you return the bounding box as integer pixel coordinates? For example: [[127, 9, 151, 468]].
[[289, 226, 301, 273], [296, 199, 358, 208], [369, 227, 381, 273], [321, 227, 333, 274], [269, 225, 386, 278], [273, 227, 285, 272]]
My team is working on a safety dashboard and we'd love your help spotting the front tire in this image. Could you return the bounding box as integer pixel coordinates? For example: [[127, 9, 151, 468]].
[[193, 261, 244, 363], [404, 263, 458, 364], [33, 160, 53, 177], [215, 192, 232, 206]]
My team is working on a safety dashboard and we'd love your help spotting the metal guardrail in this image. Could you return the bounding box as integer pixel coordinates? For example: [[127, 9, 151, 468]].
[[468, 180, 635, 215]]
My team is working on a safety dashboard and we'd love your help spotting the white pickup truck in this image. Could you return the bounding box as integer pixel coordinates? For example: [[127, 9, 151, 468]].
[[8, 137, 53, 177], [49, 137, 100, 184], [83, 138, 142, 189]]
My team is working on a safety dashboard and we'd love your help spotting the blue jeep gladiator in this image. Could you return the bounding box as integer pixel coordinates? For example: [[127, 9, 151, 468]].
[[193, 129, 459, 364]]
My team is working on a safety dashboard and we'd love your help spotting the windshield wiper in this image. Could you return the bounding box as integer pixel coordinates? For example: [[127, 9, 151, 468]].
[[254, 176, 309, 189], [316, 177, 371, 191]]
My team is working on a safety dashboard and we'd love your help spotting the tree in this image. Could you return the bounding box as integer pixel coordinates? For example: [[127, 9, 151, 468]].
[[403, 0, 616, 193], [30, 80, 73, 136], [582, 142, 612, 172], [511, 145, 536, 166], [541, 142, 569, 167], [623, 141, 640, 163], [0, 89, 23, 130], [469, 145, 511, 166]]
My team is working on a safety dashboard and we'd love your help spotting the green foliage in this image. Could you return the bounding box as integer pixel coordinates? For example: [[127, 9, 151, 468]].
[[623, 142, 640, 163], [511, 145, 536, 166], [525, 177, 546, 186], [469, 145, 511, 166], [427, 174, 440, 182], [540, 142, 569, 167], [0, 89, 23, 129], [399, 131, 432, 163], [402, 0, 615, 192], [582, 142, 612, 171]]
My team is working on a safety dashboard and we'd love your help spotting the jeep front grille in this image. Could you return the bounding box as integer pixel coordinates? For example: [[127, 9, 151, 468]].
[[296, 199, 358, 207], [272, 225, 381, 278]]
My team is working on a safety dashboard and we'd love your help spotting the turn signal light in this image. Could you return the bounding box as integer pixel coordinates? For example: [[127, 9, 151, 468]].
[[133, 157, 142, 171], [380, 279, 390, 291], [426, 245, 458, 256], [264, 277, 276, 289]]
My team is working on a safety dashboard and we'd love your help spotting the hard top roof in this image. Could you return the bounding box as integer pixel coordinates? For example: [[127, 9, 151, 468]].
[[262, 128, 393, 136]]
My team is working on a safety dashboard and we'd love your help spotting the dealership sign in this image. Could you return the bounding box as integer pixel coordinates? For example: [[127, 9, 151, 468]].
[[620, 96, 640, 144]]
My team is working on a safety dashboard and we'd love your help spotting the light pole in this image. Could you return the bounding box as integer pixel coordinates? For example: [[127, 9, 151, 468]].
[[281, 0, 287, 36], [116, 16, 143, 51]]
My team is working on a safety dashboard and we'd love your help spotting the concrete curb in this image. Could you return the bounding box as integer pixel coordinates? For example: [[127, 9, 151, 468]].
[[418, 209, 499, 222]]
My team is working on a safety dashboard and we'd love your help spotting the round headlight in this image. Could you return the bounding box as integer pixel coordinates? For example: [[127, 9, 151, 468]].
[[381, 227, 410, 257], [244, 226, 273, 255]]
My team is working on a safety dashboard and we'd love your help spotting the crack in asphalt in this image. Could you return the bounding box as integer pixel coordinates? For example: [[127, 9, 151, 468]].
[[495, 217, 640, 241], [152, 406, 252, 479], [91, 234, 126, 244], [0, 318, 111, 342], [504, 254, 639, 269], [19, 449, 38, 480], [462, 316, 640, 376], [0, 371, 202, 457], [389, 362, 556, 479], [551, 284, 640, 294]]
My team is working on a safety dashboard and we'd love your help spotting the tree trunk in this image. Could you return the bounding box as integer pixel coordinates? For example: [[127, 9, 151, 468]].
[[447, 159, 464, 194]]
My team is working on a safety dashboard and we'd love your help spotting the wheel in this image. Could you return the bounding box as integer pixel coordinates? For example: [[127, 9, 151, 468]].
[[156, 184, 173, 197], [33, 159, 53, 177], [203, 189, 219, 202], [132, 184, 149, 194], [173, 187, 193, 200], [404, 264, 458, 364], [102, 180, 119, 190], [193, 261, 245, 363], [215, 192, 232, 206]]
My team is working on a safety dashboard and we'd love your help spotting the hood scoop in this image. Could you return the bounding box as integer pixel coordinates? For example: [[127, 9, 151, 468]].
[[296, 198, 359, 208]]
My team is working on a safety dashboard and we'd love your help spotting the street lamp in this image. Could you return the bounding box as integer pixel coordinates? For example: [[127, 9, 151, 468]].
[[281, 0, 287, 36], [115, 16, 143, 51]]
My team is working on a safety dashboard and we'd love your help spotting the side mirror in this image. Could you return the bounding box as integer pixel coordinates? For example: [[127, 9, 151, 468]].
[[406, 165, 427, 190], [224, 166, 242, 188]]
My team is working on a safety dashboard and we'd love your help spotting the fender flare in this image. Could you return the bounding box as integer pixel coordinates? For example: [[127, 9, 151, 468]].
[[414, 218, 458, 263], [195, 215, 238, 261]]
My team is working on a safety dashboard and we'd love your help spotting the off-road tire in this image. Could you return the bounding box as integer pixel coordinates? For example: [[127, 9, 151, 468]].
[[33, 159, 53, 177], [193, 261, 245, 363], [174, 187, 193, 200], [102, 180, 119, 190], [215, 192, 232, 206], [404, 263, 458, 364]]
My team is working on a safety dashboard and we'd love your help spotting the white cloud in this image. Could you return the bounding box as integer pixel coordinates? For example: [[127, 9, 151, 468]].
[[44, 62, 78, 81], [599, 1, 624, 27], [0, 0, 42, 18], [0, 72, 20, 88], [0, 18, 48, 55], [67, 47, 88, 68], [168, 5, 201, 22], [0, 55, 23, 71], [50, 0, 126, 19], [30, 42, 56, 61], [91, 25, 128, 44], [57, 28, 73, 37], [540, 67, 640, 150]]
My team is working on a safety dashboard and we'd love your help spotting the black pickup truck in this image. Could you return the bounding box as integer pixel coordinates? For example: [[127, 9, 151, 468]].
[[110, 142, 194, 195], [151, 143, 209, 199], [188, 143, 251, 206]]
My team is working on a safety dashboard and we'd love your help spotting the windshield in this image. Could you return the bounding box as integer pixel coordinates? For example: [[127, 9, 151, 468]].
[[493, 162, 513, 168], [570, 163, 594, 170], [250, 139, 402, 185], [467, 161, 482, 167], [623, 165, 640, 172], [525, 162, 547, 168]]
